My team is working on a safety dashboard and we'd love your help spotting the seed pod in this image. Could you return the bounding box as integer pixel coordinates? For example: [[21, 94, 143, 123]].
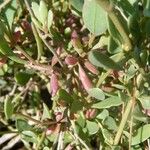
[[78, 64, 93, 91], [84, 61, 99, 75], [50, 73, 59, 96], [65, 56, 78, 66]]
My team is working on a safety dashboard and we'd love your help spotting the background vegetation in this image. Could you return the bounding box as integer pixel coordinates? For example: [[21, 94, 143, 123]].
[[0, 0, 150, 149]]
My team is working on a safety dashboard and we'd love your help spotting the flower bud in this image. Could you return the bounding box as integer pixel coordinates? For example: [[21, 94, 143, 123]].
[[85, 109, 97, 119], [84, 61, 99, 75], [78, 64, 93, 91], [65, 56, 78, 66], [50, 73, 59, 96]]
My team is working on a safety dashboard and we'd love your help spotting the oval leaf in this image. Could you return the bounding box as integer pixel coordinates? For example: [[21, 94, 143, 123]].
[[92, 96, 123, 109], [86, 120, 99, 135], [58, 89, 74, 104], [15, 72, 31, 86], [82, 0, 107, 35], [88, 88, 105, 100], [4, 96, 14, 120], [132, 124, 150, 145], [70, 0, 84, 12], [88, 50, 121, 70], [39, 0, 48, 25], [47, 10, 53, 31], [138, 95, 150, 109]]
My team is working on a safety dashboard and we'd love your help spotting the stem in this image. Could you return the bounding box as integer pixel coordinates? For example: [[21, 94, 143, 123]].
[[96, 0, 132, 51], [0, 131, 18, 135], [15, 113, 42, 125], [36, 131, 46, 150], [15, 45, 36, 64], [113, 99, 133, 145]]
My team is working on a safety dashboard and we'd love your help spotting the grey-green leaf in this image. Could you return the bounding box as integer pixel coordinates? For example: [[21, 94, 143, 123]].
[[92, 96, 123, 109], [82, 0, 107, 35], [70, 0, 84, 12], [132, 124, 150, 145], [31, 2, 40, 20], [16, 119, 32, 132], [47, 10, 53, 31], [88, 50, 121, 70], [42, 103, 51, 120], [86, 120, 99, 135], [138, 95, 150, 109], [39, 0, 48, 25], [4, 96, 14, 119], [88, 88, 105, 100]]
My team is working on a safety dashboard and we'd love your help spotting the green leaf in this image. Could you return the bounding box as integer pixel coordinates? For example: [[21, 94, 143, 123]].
[[76, 114, 85, 128], [108, 36, 122, 54], [2, 0, 17, 30], [133, 105, 147, 122], [128, 14, 141, 43], [47, 10, 53, 31], [96, 109, 109, 120], [21, 131, 38, 143], [107, 17, 122, 45], [143, 0, 150, 17], [82, 0, 107, 35], [15, 71, 31, 86], [16, 119, 32, 132], [39, 0, 48, 25], [88, 50, 121, 70], [103, 116, 117, 131], [70, 0, 84, 12], [92, 96, 123, 109], [0, 37, 27, 64], [32, 2, 40, 20], [4, 96, 14, 119], [42, 103, 51, 120], [71, 99, 83, 113], [132, 124, 150, 145], [86, 120, 99, 135], [88, 88, 105, 100], [138, 95, 150, 109], [58, 89, 74, 104], [102, 129, 114, 145]]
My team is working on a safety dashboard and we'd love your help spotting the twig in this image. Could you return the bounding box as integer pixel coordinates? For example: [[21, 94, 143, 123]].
[[36, 28, 63, 67], [15, 45, 36, 65], [57, 131, 64, 150], [15, 113, 43, 125], [113, 99, 133, 145], [36, 131, 46, 150]]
